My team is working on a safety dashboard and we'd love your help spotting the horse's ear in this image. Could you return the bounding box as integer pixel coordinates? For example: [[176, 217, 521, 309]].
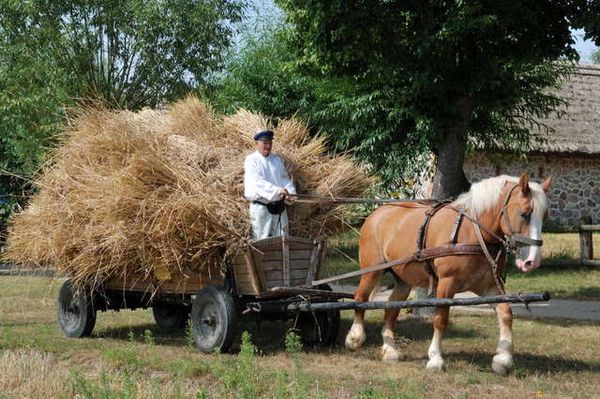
[[541, 176, 552, 193], [518, 173, 530, 196]]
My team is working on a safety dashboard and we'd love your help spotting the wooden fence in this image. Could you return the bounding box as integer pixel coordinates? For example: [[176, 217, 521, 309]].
[[579, 217, 600, 267]]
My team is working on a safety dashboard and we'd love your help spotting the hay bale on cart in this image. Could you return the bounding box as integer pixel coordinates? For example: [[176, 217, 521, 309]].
[[4, 97, 371, 352]]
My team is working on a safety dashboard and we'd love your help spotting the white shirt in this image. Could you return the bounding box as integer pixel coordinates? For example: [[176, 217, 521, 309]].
[[244, 151, 296, 203]]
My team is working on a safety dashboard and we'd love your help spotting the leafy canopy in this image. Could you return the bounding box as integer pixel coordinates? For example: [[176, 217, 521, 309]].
[[275, 0, 598, 196], [0, 0, 244, 213]]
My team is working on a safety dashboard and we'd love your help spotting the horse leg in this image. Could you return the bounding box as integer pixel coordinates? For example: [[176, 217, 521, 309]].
[[345, 271, 382, 350], [426, 278, 455, 371], [491, 301, 514, 374], [381, 279, 412, 362]]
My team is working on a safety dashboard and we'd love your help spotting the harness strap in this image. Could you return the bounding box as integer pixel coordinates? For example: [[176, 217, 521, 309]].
[[310, 244, 498, 287], [417, 201, 450, 294], [473, 222, 507, 295], [450, 210, 464, 245]]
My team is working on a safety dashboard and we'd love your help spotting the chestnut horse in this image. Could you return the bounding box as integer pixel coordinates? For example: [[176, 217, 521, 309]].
[[345, 174, 551, 374]]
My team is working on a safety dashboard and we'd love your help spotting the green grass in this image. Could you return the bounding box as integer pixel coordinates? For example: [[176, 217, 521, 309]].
[[1, 275, 599, 398], [0, 232, 598, 398], [322, 232, 600, 299]]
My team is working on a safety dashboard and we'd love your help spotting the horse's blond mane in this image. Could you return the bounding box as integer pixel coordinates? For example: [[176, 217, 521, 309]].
[[451, 175, 548, 219]]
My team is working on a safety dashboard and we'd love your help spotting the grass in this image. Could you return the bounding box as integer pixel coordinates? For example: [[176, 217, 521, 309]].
[[322, 232, 600, 300], [1, 275, 599, 398]]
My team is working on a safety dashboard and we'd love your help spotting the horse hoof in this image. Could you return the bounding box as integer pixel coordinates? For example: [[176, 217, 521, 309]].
[[426, 357, 445, 371], [492, 354, 513, 375], [381, 344, 400, 362], [492, 361, 510, 375], [345, 334, 365, 351]]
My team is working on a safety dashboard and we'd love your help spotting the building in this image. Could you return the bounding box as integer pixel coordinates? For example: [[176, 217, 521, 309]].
[[464, 64, 600, 231]]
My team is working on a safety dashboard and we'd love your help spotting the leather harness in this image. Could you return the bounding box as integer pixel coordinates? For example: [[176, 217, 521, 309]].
[[310, 184, 544, 292], [406, 184, 542, 295]]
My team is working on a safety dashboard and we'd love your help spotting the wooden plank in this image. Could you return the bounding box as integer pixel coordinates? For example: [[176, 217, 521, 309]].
[[252, 236, 316, 249], [236, 281, 258, 295], [259, 249, 312, 261], [282, 231, 290, 287], [315, 239, 327, 281], [259, 259, 311, 271], [580, 217, 594, 261], [264, 268, 309, 282], [306, 241, 321, 285], [237, 268, 309, 281], [582, 259, 600, 267], [243, 251, 263, 295], [579, 224, 600, 231]]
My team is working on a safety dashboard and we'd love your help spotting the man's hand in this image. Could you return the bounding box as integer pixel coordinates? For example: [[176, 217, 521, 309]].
[[280, 188, 296, 204]]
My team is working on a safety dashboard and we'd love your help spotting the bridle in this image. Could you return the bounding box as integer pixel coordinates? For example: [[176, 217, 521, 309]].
[[499, 184, 544, 250], [468, 182, 544, 295]]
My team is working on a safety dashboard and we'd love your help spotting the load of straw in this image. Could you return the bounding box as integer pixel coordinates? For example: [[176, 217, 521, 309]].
[[4, 97, 372, 290]]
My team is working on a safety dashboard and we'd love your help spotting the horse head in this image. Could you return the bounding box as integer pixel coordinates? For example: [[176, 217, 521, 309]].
[[499, 173, 552, 272]]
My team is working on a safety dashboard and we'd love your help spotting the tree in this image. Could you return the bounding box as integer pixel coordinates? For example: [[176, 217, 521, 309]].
[[592, 49, 600, 64], [276, 0, 599, 199], [1, 0, 244, 109], [208, 27, 431, 194], [0, 0, 244, 214]]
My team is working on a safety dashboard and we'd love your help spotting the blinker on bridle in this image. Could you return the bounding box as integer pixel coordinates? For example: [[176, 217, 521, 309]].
[[501, 184, 544, 250]]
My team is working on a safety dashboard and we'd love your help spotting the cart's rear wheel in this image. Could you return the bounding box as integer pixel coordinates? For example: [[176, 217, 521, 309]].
[[57, 279, 96, 338], [152, 303, 190, 329], [295, 308, 340, 347], [191, 285, 237, 353]]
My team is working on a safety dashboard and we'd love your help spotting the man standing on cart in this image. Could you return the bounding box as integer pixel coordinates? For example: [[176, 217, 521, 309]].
[[244, 129, 296, 240]]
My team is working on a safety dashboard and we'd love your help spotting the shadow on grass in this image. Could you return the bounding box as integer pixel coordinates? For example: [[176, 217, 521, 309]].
[[95, 323, 189, 346], [450, 350, 600, 374]]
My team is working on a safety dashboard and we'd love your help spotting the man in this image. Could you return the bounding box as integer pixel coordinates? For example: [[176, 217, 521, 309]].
[[244, 129, 296, 240]]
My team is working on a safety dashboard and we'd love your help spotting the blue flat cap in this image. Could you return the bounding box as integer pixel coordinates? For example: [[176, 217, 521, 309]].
[[253, 130, 274, 141]]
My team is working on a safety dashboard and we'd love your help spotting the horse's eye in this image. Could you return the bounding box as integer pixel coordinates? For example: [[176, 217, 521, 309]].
[[520, 211, 531, 222]]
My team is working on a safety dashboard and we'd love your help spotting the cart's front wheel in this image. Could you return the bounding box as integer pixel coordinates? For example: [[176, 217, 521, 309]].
[[152, 303, 190, 329], [57, 279, 96, 338], [191, 286, 237, 353], [296, 309, 340, 348]]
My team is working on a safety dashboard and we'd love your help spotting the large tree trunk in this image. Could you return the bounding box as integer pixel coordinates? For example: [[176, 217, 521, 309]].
[[431, 96, 472, 200]]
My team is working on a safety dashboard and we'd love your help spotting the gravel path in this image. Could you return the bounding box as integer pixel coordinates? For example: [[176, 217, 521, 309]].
[[332, 285, 600, 322]]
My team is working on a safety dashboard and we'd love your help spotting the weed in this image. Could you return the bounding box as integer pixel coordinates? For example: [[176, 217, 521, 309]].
[[213, 331, 262, 398], [284, 330, 302, 354], [185, 319, 195, 348], [68, 368, 138, 399], [142, 329, 155, 346]]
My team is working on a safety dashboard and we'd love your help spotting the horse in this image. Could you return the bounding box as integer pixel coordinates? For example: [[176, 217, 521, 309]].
[[344, 173, 552, 374]]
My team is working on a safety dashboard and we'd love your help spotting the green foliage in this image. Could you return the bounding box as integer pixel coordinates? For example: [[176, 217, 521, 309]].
[[284, 330, 302, 354], [68, 369, 137, 399], [185, 319, 195, 348], [592, 49, 600, 64], [0, 0, 244, 210], [213, 331, 262, 399], [272, 1, 598, 196]]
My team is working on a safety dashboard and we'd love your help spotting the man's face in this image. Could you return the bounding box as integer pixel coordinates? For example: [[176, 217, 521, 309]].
[[255, 139, 273, 156]]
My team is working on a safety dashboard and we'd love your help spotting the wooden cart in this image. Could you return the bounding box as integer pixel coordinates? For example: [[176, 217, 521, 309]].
[[57, 234, 345, 353]]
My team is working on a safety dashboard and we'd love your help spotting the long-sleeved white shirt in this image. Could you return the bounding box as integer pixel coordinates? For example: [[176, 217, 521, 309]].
[[244, 151, 296, 203]]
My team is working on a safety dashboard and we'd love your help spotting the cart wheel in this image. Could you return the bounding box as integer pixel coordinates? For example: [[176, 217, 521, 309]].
[[191, 285, 238, 353], [57, 279, 96, 338], [296, 308, 340, 348], [152, 303, 190, 329]]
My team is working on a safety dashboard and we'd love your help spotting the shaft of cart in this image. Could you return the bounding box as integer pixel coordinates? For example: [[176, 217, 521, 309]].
[[283, 292, 550, 312]]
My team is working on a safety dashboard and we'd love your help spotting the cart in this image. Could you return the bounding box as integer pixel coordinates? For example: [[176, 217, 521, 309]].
[[57, 233, 347, 353], [57, 231, 551, 354]]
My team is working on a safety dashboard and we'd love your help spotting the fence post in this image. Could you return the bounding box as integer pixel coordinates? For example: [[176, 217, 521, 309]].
[[579, 216, 593, 263]]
